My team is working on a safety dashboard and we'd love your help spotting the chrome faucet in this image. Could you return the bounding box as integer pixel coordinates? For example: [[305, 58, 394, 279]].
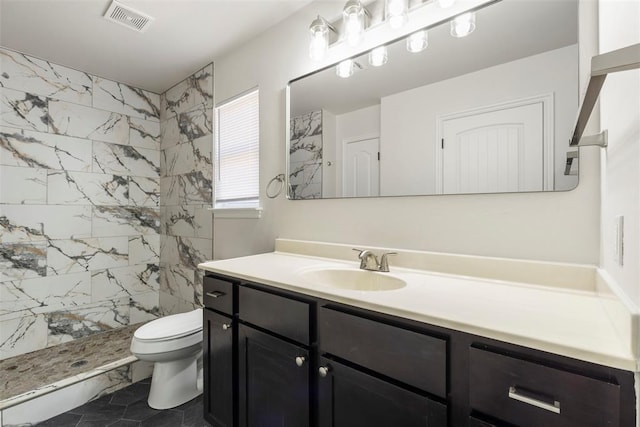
[[353, 249, 397, 272]]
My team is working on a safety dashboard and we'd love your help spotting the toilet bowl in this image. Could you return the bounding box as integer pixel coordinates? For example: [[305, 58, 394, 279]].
[[130, 308, 203, 409]]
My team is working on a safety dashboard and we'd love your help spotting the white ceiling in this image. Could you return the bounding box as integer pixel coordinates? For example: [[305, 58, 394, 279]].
[[0, 0, 315, 93]]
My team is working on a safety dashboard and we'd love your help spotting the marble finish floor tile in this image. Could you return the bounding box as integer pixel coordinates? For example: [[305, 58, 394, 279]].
[[37, 379, 207, 426], [0, 324, 139, 401]]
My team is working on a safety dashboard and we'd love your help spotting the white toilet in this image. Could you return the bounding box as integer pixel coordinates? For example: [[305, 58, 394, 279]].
[[130, 308, 204, 409]]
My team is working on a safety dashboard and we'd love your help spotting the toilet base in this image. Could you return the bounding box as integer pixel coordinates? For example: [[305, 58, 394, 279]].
[[148, 355, 202, 409]]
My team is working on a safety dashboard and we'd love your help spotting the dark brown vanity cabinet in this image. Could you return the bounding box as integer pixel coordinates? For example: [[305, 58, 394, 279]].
[[237, 286, 313, 427], [317, 306, 448, 427], [202, 273, 636, 427], [203, 276, 236, 427]]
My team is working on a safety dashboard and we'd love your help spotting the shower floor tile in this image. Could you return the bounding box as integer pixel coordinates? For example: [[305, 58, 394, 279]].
[[0, 324, 140, 401], [37, 379, 208, 427]]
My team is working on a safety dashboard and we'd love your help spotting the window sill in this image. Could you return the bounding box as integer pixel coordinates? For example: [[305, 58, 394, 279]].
[[210, 207, 263, 219]]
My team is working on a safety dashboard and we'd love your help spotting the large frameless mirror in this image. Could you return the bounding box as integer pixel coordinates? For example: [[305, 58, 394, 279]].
[[287, 0, 578, 199]]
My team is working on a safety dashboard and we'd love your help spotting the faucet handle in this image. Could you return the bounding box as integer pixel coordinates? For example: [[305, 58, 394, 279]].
[[379, 252, 397, 272]]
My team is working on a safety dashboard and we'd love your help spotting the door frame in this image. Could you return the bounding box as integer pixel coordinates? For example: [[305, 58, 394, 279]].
[[341, 133, 380, 196], [435, 93, 555, 194]]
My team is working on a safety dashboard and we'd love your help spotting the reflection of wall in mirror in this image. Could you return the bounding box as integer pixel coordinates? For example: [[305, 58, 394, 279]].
[[380, 44, 578, 196], [289, 110, 323, 199]]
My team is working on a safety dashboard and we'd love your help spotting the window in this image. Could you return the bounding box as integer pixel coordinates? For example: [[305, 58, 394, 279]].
[[214, 89, 260, 214]]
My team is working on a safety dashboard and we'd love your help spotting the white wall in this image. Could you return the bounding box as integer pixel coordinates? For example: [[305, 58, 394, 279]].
[[598, 0, 640, 306], [212, 0, 600, 265], [381, 45, 578, 195]]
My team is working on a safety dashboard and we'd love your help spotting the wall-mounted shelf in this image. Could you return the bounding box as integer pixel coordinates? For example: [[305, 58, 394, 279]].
[[564, 43, 640, 175]]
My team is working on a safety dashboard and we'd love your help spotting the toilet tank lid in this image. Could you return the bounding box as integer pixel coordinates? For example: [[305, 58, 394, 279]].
[[134, 308, 203, 341]]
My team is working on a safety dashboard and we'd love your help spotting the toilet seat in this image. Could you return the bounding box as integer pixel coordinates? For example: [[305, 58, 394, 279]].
[[134, 308, 203, 342]]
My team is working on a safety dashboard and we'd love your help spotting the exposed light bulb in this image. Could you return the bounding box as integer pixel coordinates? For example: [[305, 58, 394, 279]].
[[343, 0, 366, 47], [386, 0, 408, 29], [450, 12, 476, 38], [406, 30, 428, 53], [437, 0, 455, 8], [336, 59, 355, 78], [309, 16, 329, 61], [369, 46, 388, 67]]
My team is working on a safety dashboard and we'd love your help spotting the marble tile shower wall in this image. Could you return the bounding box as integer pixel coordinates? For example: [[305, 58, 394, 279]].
[[159, 64, 213, 315], [289, 110, 322, 199], [0, 47, 162, 360]]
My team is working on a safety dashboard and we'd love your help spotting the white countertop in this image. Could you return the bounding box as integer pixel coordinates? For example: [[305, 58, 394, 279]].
[[198, 244, 638, 372]]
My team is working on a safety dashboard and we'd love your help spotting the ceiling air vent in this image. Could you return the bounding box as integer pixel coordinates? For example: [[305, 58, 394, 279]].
[[103, 0, 154, 33]]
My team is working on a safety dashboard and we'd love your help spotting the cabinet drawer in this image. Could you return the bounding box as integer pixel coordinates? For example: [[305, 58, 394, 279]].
[[239, 286, 310, 345], [203, 276, 234, 315], [469, 347, 621, 427], [318, 307, 447, 398]]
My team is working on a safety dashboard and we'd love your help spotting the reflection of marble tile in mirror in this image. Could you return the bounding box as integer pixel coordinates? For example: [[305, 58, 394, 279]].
[[287, 0, 579, 199]]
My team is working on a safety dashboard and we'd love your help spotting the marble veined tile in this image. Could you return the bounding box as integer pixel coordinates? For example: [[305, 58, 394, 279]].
[[0, 272, 91, 322], [92, 77, 160, 121], [160, 105, 212, 149], [47, 237, 129, 275], [0, 165, 47, 204], [160, 263, 200, 305], [129, 234, 159, 265], [91, 206, 159, 237], [0, 87, 49, 131], [0, 314, 48, 360], [161, 205, 196, 237], [48, 99, 129, 144], [128, 175, 159, 207], [93, 141, 159, 179], [1, 205, 92, 243], [161, 64, 213, 120], [0, 48, 93, 105], [46, 297, 129, 345], [0, 126, 92, 171], [0, 241, 47, 282], [47, 170, 129, 206], [161, 133, 212, 177], [160, 235, 212, 270], [159, 290, 199, 317], [130, 290, 160, 324], [159, 171, 212, 206], [91, 263, 160, 302], [129, 117, 160, 150]]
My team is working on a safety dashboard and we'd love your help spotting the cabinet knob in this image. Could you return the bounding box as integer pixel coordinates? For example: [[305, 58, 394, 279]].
[[295, 356, 306, 367], [318, 366, 330, 377], [222, 323, 232, 330]]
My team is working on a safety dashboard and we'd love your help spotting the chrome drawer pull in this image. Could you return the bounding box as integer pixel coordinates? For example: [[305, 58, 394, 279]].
[[206, 291, 226, 298], [508, 386, 560, 414]]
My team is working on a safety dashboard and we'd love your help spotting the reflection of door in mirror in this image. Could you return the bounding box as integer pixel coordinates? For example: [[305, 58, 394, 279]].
[[343, 137, 380, 197], [438, 97, 551, 194]]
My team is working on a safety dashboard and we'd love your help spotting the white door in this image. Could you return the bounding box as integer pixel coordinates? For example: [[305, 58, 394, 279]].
[[343, 137, 380, 197], [441, 102, 544, 194]]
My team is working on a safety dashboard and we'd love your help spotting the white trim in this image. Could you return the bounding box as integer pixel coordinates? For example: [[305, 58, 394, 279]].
[[435, 93, 555, 193], [211, 207, 263, 219]]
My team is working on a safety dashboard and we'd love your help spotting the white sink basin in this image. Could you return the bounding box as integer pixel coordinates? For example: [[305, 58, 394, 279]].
[[300, 268, 407, 291]]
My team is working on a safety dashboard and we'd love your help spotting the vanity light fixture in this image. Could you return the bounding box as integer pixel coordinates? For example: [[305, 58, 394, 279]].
[[336, 59, 356, 78], [385, 0, 408, 29], [450, 12, 476, 37], [343, 0, 368, 47], [369, 46, 388, 67], [309, 15, 336, 61], [406, 30, 428, 53]]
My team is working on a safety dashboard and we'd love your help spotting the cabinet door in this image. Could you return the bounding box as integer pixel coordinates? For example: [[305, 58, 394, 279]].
[[318, 357, 447, 427], [239, 325, 310, 427], [204, 309, 234, 427]]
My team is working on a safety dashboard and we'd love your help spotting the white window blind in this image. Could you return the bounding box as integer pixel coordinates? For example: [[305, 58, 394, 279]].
[[215, 89, 259, 208]]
